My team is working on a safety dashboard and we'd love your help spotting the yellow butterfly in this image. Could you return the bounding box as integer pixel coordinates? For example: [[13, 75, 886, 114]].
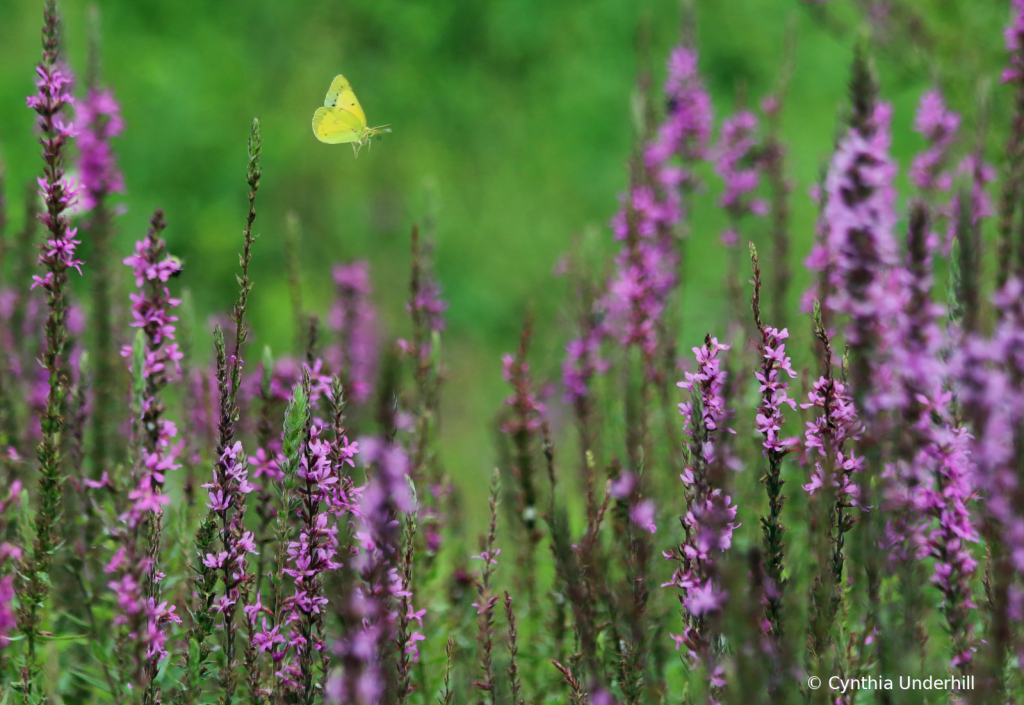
[[312, 74, 391, 158]]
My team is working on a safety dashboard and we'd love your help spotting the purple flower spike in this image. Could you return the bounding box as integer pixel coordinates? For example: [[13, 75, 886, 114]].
[[754, 327, 799, 456], [665, 336, 738, 700]]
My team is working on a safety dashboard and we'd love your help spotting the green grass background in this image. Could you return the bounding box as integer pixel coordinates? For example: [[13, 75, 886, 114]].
[[0, 0, 1013, 531]]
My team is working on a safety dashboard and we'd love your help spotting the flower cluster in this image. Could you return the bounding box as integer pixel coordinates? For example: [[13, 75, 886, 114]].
[[76, 87, 125, 211], [203, 441, 258, 613], [28, 66, 82, 295], [329, 261, 379, 405], [120, 210, 184, 523], [103, 547, 181, 662], [677, 336, 734, 473], [753, 327, 798, 455], [273, 424, 360, 690], [801, 377, 863, 503]]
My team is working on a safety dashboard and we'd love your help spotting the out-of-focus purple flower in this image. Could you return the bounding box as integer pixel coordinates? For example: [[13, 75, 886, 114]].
[[610, 470, 659, 534], [500, 353, 545, 435], [328, 261, 379, 405], [946, 154, 996, 255], [327, 437, 409, 705], [910, 90, 959, 195], [76, 87, 125, 211], [1003, 0, 1024, 85], [589, 44, 714, 388], [0, 480, 23, 651], [561, 323, 609, 406], [714, 111, 767, 235], [646, 46, 714, 178], [822, 102, 899, 332], [409, 280, 447, 335]]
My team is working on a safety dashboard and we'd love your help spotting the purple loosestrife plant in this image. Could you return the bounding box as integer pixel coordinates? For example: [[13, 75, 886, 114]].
[[399, 225, 450, 555], [749, 244, 798, 646], [262, 374, 311, 700], [503, 592, 525, 705], [801, 302, 863, 677], [500, 318, 545, 598], [665, 335, 738, 704], [954, 269, 1024, 694], [77, 76, 126, 474], [883, 204, 979, 669], [17, 1, 82, 692], [107, 210, 184, 699], [179, 118, 262, 705], [601, 44, 714, 389], [816, 53, 900, 671], [328, 260, 378, 405], [400, 224, 448, 482]]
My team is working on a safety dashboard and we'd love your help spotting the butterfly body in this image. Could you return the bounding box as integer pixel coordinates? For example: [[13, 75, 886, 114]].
[[312, 74, 390, 157]]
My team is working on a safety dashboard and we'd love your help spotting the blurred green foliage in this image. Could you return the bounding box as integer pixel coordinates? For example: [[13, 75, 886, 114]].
[[0, 0, 1014, 527]]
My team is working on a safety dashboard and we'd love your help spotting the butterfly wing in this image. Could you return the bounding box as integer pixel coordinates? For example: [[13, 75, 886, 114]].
[[323, 74, 367, 126], [312, 106, 365, 144]]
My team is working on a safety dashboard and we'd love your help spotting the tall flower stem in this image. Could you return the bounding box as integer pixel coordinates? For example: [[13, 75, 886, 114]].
[[750, 244, 797, 649], [17, 1, 81, 693], [217, 117, 261, 705], [178, 119, 261, 705]]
